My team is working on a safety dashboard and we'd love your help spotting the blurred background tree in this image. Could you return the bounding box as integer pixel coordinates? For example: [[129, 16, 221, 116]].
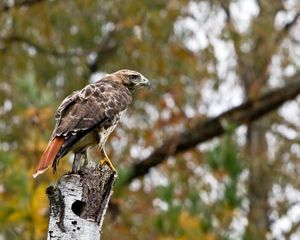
[[0, 0, 300, 239]]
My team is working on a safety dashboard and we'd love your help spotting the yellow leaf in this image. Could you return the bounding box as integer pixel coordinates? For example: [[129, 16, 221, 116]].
[[31, 183, 49, 238]]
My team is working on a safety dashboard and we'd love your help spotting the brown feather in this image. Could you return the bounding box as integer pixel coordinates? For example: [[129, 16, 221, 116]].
[[33, 137, 64, 178]]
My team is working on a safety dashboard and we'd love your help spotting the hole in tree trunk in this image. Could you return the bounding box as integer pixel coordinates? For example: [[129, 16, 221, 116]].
[[72, 200, 86, 216]]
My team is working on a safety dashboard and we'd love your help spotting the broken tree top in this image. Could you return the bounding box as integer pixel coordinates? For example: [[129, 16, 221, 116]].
[[46, 165, 117, 240]]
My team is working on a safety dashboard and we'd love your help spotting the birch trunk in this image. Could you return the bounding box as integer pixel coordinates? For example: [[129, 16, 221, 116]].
[[46, 164, 116, 240]]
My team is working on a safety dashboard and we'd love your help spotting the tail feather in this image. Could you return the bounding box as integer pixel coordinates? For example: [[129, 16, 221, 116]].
[[33, 137, 64, 178]]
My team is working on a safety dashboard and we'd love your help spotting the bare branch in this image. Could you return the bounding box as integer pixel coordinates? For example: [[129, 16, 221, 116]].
[[276, 12, 300, 45], [219, 0, 231, 22], [284, 219, 300, 239], [124, 80, 300, 184], [283, 12, 300, 32], [0, 34, 117, 58]]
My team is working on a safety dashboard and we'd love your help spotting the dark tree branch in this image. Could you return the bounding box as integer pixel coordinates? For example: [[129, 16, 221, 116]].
[[219, 0, 231, 22], [283, 12, 300, 31], [0, 34, 117, 58], [0, 0, 47, 13], [1, 35, 74, 57], [276, 12, 300, 44], [86, 31, 120, 76], [284, 213, 300, 239], [124, 80, 300, 184]]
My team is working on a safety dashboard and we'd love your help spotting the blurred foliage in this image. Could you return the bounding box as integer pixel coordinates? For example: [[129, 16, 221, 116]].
[[0, 0, 300, 239]]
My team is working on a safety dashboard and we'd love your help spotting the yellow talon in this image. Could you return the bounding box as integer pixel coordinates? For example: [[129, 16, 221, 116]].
[[100, 148, 117, 173], [100, 158, 117, 172]]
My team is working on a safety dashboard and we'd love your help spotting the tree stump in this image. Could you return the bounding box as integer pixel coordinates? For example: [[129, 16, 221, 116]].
[[46, 164, 117, 240]]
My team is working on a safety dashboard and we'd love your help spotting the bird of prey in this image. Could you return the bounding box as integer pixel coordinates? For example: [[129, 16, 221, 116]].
[[33, 69, 150, 178]]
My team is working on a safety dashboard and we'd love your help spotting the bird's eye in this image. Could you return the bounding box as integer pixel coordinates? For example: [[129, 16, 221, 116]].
[[129, 75, 139, 81]]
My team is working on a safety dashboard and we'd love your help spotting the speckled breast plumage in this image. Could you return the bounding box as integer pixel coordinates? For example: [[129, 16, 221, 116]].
[[96, 110, 125, 150]]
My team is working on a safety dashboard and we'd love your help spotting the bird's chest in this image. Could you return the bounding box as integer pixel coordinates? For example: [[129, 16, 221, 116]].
[[96, 110, 125, 149]]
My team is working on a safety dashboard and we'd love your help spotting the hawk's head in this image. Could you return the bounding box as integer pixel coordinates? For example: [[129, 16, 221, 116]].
[[111, 69, 150, 91]]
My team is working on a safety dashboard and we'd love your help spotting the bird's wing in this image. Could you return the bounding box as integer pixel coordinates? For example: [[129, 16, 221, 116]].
[[33, 81, 132, 177], [53, 81, 132, 137]]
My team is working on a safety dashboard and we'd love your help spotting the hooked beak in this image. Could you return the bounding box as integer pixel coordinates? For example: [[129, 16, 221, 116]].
[[139, 76, 151, 88]]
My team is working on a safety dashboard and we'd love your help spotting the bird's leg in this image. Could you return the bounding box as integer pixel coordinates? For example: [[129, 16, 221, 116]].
[[100, 148, 117, 173], [72, 151, 86, 173]]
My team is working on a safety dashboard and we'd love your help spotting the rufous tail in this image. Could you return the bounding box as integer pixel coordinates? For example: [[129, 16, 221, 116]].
[[33, 137, 64, 178]]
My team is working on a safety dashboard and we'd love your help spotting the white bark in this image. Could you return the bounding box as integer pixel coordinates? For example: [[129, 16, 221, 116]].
[[46, 165, 116, 240]]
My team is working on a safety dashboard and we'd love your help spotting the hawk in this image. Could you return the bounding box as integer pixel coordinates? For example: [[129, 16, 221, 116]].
[[33, 69, 150, 178]]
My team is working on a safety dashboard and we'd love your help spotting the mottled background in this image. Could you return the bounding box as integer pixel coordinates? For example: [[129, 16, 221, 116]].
[[1, 0, 300, 239]]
